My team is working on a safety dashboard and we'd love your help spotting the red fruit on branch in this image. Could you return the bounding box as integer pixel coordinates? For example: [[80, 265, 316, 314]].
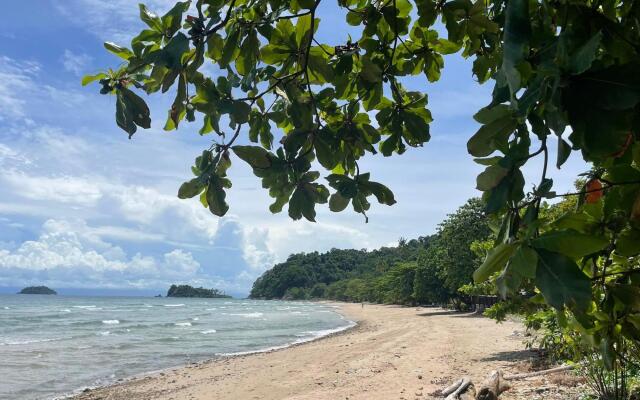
[[585, 179, 604, 204]]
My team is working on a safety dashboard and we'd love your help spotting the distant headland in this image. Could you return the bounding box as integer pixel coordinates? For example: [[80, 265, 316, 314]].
[[166, 284, 231, 298], [18, 286, 57, 295]]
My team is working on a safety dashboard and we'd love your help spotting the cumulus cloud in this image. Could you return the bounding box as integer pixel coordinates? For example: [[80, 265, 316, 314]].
[[0, 218, 201, 288]]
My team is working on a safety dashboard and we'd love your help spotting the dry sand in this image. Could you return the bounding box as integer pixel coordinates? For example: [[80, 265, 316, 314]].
[[73, 303, 584, 400]]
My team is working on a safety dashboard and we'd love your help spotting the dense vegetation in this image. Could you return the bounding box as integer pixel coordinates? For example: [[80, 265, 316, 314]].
[[18, 286, 57, 295], [166, 284, 231, 298], [250, 199, 490, 304], [86, 0, 640, 397]]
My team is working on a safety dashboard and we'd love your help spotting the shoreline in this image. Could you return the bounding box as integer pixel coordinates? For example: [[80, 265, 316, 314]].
[[70, 303, 581, 400], [58, 302, 358, 399]]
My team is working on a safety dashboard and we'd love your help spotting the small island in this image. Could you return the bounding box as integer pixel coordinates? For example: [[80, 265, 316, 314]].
[[166, 284, 231, 298], [18, 286, 57, 295]]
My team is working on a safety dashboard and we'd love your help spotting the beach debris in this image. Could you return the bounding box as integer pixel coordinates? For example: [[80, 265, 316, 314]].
[[440, 365, 576, 399]]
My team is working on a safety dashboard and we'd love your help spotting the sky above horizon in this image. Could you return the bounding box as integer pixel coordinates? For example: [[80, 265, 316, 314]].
[[0, 1, 587, 296]]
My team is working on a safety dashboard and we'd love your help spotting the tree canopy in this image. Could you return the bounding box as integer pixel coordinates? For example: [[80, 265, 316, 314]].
[[250, 198, 489, 303], [86, 0, 640, 375]]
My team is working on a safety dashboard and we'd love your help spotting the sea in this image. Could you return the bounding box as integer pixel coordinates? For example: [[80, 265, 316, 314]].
[[0, 295, 354, 400]]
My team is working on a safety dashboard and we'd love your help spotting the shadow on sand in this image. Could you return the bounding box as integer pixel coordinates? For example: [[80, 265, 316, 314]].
[[477, 349, 539, 363], [416, 310, 485, 318]]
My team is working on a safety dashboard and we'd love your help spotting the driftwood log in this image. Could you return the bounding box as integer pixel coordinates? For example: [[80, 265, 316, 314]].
[[476, 370, 510, 400], [440, 365, 575, 399]]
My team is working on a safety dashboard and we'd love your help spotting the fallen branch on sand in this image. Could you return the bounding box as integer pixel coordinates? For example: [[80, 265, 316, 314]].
[[440, 365, 576, 399]]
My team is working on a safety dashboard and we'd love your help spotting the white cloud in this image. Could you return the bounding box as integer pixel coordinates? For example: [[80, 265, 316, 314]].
[[1, 171, 103, 206], [61, 49, 92, 76], [0, 56, 89, 125], [0, 56, 40, 120], [0, 218, 202, 288], [54, 0, 192, 43]]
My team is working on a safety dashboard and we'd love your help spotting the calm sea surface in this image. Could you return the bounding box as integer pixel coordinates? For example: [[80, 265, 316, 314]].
[[0, 295, 352, 399]]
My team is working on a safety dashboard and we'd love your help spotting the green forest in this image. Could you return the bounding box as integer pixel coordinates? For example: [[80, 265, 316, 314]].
[[250, 198, 490, 305]]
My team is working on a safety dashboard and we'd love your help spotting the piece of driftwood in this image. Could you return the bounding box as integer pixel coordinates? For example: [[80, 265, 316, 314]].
[[441, 364, 576, 399], [444, 377, 472, 400], [503, 364, 575, 380], [442, 378, 465, 397], [458, 385, 476, 400], [476, 370, 510, 400]]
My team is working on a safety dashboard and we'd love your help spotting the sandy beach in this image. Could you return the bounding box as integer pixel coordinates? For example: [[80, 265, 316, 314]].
[[73, 303, 583, 400]]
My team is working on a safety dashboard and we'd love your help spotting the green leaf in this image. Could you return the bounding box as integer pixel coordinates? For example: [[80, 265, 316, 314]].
[[617, 228, 640, 257], [232, 145, 271, 169], [104, 42, 133, 60], [556, 138, 571, 168], [329, 192, 350, 212], [360, 56, 382, 83], [206, 175, 230, 216], [115, 87, 151, 137], [236, 29, 260, 76], [535, 249, 591, 312], [501, 0, 530, 94], [81, 73, 106, 86], [295, 14, 313, 47], [476, 165, 509, 191], [467, 116, 517, 157], [569, 31, 602, 75], [473, 242, 517, 283], [367, 181, 396, 206], [220, 26, 241, 67], [178, 178, 205, 198], [157, 32, 189, 69], [139, 4, 163, 32], [510, 245, 537, 278], [162, 1, 190, 38], [532, 229, 609, 258], [116, 90, 136, 136]]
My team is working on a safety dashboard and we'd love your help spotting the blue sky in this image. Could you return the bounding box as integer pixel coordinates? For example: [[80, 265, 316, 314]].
[[0, 1, 586, 296]]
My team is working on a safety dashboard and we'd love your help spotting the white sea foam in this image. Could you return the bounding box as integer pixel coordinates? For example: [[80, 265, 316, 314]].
[[97, 331, 110, 336], [3, 306, 9, 310], [0, 337, 62, 346], [61, 309, 71, 313], [73, 305, 97, 309], [102, 320, 119, 325], [175, 322, 192, 327], [201, 329, 217, 334], [164, 304, 184, 307], [192, 317, 199, 321], [227, 312, 263, 318], [206, 307, 216, 311]]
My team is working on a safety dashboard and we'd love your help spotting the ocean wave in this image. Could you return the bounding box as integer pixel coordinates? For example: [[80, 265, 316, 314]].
[[163, 304, 184, 307], [174, 322, 192, 327], [3, 306, 10, 310], [192, 317, 199, 321], [102, 320, 120, 325], [201, 329, 217, 334], [217, 321, 355, 357], [0, 337, 64, 346], [97, 331, 110, 336], [206, 307, 216, 310], [72, 306, 102, 311], [61, 309, 71, 313], [226, 312, 264, 318]]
